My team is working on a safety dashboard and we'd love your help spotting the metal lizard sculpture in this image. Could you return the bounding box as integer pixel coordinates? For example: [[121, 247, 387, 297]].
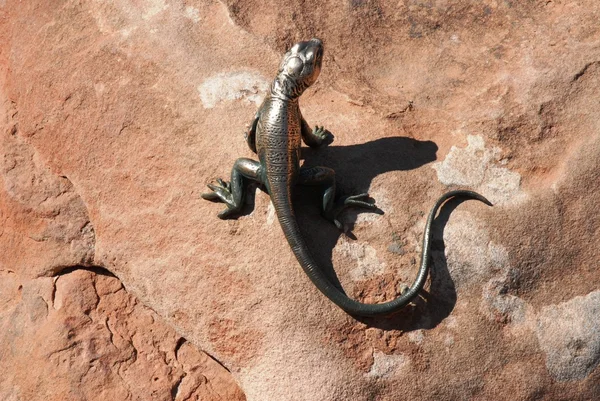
[[202, 38, 492, 317]]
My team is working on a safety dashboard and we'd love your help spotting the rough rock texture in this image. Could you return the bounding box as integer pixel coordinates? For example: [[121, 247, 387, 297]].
[[0, 268, 246, 401], [2, 0, 600, 400]]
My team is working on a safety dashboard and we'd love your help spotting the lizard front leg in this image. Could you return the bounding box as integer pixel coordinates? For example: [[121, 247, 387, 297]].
[[301, 117, 333, 148], [298, 166, 377, 230], [202, 158, 263, 219]]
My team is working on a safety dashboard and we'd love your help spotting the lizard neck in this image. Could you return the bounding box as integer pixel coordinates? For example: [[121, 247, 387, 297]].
[[270, 76, 300, 103]]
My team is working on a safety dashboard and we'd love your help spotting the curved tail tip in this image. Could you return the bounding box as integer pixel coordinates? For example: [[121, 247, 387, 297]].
[[447, 189, 493, 207], [467, 191, 493, 207], [480, 196, 493, 207]]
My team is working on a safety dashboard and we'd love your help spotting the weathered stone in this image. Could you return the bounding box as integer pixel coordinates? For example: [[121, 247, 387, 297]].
[[536, 291, 600, 382], [0, 269, 245, 401], [2, 0, 600, 400]]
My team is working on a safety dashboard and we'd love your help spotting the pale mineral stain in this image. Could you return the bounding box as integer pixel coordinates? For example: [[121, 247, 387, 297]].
[[444, 315, 458, 329], [198, 71, 269, 109], [184, 6, 200, 23], [366, 351, 409, 378], [432, 134, 526, 205], [434, 210, 529, 324], [407, 330, 425, 345], [335, 239, 385, 282], [535, 290, 600, 381], [436, 211, 493, 289], [444, 333, 455, 346], [142, 0, 168, 20], [120, 26, 136, 38]]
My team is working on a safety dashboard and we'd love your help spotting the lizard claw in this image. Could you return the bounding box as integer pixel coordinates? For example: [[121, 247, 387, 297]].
[[217, 207, 238, 219], [216, 178, 230, 191], [202, 179, 234, 206], [333, 218, 344, 231], [342, 193, 378, 210], [324, 193, 380, 231], [313, 126, 334, 146], [202, 178, 245, 219]]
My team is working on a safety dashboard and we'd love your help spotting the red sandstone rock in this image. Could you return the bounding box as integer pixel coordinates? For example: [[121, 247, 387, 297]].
[[0, 268, 245, 401], [2, 0, 600, 400]]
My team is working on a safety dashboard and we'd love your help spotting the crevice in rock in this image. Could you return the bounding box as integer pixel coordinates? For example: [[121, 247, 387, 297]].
[[2, 112, 97, 276], [46, 342, 77, 359], [174, 337, 186, 360], [105, 317, 115, 348], [52, 264, 117, 278], [573, 61, 600, 82], [50, 276, 58, 309], [202, 349, 233, 373], [170, 373, 186, 399]]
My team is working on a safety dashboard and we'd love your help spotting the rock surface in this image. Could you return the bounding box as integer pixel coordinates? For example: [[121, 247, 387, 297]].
[[0, 268, 246, 401], [2, 0, 600, 400]]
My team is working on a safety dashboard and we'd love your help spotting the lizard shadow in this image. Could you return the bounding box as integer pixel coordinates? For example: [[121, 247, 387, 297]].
[[299, 135, 439, 193], [294, 135, 439, 276], [288, 136, 459, 329]]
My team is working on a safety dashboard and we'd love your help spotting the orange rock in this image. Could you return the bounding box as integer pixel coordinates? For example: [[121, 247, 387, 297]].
[[2, 0, 600, 400]]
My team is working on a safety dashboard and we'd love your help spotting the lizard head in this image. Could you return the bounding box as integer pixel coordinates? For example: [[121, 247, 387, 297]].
[[271, 38, 324, 100]]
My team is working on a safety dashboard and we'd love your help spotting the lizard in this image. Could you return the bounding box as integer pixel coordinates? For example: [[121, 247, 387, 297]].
[[202, 38, 492, 317]]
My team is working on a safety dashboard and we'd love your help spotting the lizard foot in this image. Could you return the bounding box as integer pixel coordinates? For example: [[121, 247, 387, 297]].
[[312, 126, 334, 147], [201, 179, 241, 218], [201, 179, 233, 203], [325, 193, 380, 230]]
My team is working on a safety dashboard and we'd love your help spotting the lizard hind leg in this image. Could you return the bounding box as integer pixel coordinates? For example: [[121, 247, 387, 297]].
[[298, 166, 378, 230], [202, 158, 263, 219]]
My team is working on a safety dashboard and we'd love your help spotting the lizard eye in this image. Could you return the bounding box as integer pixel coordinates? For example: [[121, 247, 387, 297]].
[[285, 56, 304, 76]]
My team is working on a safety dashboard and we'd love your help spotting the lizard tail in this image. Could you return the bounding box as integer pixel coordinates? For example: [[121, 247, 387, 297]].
[[272, 188, 492, 317]]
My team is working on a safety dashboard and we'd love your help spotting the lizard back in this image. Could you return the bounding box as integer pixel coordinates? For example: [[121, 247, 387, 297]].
[[256, 96, 302, 190]]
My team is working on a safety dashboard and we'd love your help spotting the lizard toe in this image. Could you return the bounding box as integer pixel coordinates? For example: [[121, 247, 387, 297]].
[[216, 178, 231, 191], [345, 193, 370, 201], [206, 185, 234, 206], [218, 206, 240, 219], [333, 218, 344, 231], [346, 200, 377, 209], [201, 191, 221, 201]]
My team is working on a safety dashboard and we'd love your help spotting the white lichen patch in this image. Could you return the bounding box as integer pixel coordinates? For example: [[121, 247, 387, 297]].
[[366, 351, 409, 378], [435, 211, 493, 289], [335, 239, 385, 282], [480, 242, 527, 323], [407, 330, 425, 345], [480, 243, 528, 325], [184, 6, 200, 23], [432, 135, 526, 205], [142, 0, 168, 20], [431, 210, 528, 324], [535, 290, 600, 381], [198, 71, 269, 109]]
